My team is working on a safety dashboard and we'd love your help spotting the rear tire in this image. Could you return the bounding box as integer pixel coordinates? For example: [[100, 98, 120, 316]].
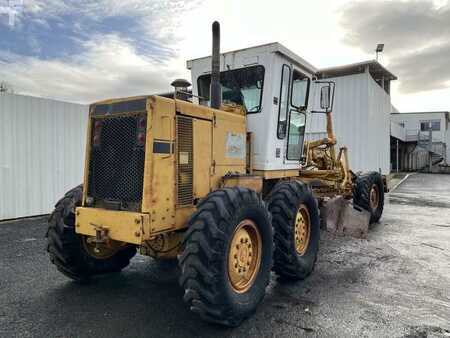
[[268, 181, 320, 281], [179, 187, 273, 327], [46, 185, 136, 282], [353, 172, 384, 224]]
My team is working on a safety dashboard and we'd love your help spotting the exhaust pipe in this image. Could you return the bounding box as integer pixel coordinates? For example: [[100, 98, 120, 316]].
[[210, 21, 221, 109]]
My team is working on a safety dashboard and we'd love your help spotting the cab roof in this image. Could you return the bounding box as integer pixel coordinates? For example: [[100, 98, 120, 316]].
[[186, 42, 318, 75]]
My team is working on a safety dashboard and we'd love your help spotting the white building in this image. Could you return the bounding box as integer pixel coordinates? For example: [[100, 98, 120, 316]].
[[316, 61, 397, 175], [390, 111, 449, 170], [0, 93, 88, 220]]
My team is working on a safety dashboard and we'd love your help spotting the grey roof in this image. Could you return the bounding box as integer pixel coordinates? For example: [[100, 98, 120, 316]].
[[391, 111, 450, 120], [318, 60, 397, 81]]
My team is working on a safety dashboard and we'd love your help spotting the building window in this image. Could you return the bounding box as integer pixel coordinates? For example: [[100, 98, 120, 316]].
[[431, 120, 441, 131], [420, 120, 440, 131], [399, 122, 405, 128]]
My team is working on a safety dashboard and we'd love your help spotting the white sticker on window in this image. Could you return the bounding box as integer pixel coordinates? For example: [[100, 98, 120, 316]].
[[226, 132, 245, 159]]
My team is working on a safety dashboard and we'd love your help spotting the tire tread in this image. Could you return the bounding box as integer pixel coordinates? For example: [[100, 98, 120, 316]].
[[46, 185, 136, 282]]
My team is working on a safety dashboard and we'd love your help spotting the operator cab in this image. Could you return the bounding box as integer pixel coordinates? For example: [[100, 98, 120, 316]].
[[187, 42, 329, 173]]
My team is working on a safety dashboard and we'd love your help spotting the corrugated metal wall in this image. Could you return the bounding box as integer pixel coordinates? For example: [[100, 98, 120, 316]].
[[367, 74, 391, 174], [307, 72, 391, 174], [0, 93, 88, 220]]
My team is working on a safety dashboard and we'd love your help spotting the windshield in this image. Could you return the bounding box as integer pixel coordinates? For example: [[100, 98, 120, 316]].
[[197, 65, 265, 113]]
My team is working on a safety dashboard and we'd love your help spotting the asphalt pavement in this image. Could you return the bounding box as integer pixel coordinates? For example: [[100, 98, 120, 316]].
[[1, 173, 449, 337]]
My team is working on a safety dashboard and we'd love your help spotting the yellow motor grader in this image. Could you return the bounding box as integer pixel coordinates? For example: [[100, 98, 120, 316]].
[[46, 22, 385, 326]]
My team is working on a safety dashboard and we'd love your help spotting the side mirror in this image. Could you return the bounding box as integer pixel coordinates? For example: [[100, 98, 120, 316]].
[[311, 81, 335, 114], [320, 85, 331, 110]]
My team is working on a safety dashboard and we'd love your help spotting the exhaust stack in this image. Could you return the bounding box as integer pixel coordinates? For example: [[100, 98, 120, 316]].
[[210, 21, 221, 109]]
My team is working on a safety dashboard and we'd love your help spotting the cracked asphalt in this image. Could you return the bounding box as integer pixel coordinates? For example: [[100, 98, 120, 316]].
[[1, 173, 449, 337]]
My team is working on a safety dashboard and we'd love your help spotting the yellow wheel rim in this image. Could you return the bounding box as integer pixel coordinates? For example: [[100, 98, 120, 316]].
[[227, 219, 262, 293], [369, 184, 379, 210], [81, 236, 123, 259], [294, 204, 311, 256]]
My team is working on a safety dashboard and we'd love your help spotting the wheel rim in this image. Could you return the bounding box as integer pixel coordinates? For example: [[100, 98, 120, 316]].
[[227, 219, 262, 293], [82, 236, 123, 259], [369, 184, 379, 211], [294, 204, 311, 256]]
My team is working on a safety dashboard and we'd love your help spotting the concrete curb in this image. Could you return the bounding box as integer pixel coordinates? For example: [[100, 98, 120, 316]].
[[389, 173, 416, 192]]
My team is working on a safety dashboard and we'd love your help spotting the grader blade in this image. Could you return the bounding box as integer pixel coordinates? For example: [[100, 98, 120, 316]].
[[320, 196, 370, 239]]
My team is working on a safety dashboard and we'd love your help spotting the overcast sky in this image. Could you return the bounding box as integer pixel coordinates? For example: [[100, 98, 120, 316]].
[[0, 0, 449, 112]]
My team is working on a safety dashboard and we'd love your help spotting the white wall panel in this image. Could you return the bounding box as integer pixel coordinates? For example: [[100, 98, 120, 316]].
[[0, 93, 88, 220], [390, 121, 406, 141], [367, 75, 392, 174], [446, 126, 450, 163], [307, 72, 391, 174]]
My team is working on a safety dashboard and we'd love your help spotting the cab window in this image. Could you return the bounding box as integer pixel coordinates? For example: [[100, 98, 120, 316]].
[[197, 65, 265, 114], [277, 64, 291, 139], [287, 110, 306, 161], [290, 70, 310, 110]]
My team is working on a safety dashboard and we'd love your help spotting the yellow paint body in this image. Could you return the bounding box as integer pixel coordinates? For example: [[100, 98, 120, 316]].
[[76, 207, 148, 245], [76, 95, 247, 247]]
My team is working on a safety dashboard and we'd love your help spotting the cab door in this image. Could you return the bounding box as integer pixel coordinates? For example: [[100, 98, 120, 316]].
[[285, 68, 310, 163]]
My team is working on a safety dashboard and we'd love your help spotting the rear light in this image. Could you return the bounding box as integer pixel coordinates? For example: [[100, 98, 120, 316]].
[[137, 131, 146, 146], [138, 117, 146, 129], [136, 116, 146, 147], [92, 120, 103, 147], [93, 134, 101, 146]]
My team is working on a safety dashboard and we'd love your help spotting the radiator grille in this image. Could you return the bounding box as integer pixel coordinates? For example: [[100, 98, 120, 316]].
[[176, 116, 193, 206], [87, 113, 146, 210]]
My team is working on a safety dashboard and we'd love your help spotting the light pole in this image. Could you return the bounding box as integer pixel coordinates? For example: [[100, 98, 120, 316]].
[[376, 44, 384, 61]]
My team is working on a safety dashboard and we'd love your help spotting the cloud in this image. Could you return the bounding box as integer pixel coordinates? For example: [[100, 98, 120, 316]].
[[0, 34, 179, 103], [0, 0, 202, 102], [339, 0, 450, 93], [389, 42, 450, 92]]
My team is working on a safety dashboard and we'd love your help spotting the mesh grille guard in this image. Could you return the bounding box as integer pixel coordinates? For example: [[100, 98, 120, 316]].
[[87, 112, 146, 211]]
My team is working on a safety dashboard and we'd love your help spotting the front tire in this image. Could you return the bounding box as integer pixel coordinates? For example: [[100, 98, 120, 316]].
[[268, 181, 320, 281], [179, 187, 273, 327], [46, 185, 136, 282], [353, 172, 384, 224]]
